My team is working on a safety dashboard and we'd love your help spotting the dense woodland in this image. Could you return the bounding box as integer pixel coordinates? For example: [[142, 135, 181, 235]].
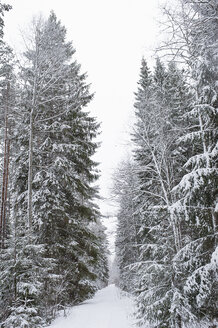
[[0, 0, 217, 328], [114, 0, 218, 327]]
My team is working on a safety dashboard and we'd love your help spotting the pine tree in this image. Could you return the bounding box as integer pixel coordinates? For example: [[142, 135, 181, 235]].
[[0, 4, 21, 326], [0, 0, 12, 248]]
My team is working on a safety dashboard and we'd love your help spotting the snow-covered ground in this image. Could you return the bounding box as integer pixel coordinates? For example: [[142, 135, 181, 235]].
[[48, 284, 135, 328]]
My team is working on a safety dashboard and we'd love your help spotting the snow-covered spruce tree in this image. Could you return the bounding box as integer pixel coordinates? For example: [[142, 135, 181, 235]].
[[2, 15, 62, 326], [157, 0, 218, 325], [167, 1, 218, 325], [8, 12, 108, 326], [113, 159, 141, 292], [130, 57, 194, 328], [0, 44, 48, 328]]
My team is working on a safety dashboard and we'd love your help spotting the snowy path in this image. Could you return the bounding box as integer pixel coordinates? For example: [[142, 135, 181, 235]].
[[49, 284, 135, 328]]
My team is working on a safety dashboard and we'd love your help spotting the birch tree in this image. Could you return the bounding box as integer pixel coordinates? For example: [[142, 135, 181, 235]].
[[129, 58, 193, 327]]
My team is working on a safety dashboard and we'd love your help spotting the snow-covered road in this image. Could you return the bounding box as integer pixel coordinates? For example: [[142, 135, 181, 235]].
[[49, 284, 135, 328]]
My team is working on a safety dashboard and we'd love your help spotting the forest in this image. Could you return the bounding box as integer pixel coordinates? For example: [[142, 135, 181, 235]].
[[0, 0, 217, 327]]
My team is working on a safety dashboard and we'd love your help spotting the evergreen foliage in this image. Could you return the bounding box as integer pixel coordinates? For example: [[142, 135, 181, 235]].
[[0, 10, 108, 327], [0, 1, 217, 327], [115, 1, 217, 327], [0, 0, 11, 39], [113, 159, 140, 292]]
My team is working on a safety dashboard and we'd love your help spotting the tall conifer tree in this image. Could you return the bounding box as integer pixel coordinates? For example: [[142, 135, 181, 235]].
[[1, 12, 108, 326], [118, 58, 194, 327]]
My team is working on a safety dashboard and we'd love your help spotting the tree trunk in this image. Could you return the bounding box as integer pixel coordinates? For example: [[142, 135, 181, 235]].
[[2, 137, 10, 247], [27, 32, 39, 237], [27, 108, 34, 235], [0, 81, 10, 248]]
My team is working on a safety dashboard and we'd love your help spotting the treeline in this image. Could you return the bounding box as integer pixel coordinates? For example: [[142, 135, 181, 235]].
[[0, 5, 108, 327], [115, 0, 217, 327]]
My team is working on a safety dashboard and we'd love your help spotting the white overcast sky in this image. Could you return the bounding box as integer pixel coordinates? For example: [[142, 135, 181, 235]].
[[4, 0, 164, 214]]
